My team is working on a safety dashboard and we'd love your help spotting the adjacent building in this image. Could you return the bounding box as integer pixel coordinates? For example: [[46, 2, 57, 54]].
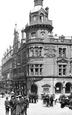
[[1, 45, 13, 92]]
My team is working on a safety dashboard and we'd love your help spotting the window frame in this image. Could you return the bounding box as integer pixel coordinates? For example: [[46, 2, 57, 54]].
[[58, 64, 67, 76], [31, 32, 36, 39]]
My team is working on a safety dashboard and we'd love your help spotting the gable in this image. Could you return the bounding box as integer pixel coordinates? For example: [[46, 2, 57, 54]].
[[38, 7, 48, 16], [57, 58, 68, 63], [42, 84, 51, 87]]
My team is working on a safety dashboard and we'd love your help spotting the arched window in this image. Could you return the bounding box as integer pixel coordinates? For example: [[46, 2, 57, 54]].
[[31, 84, 38, 94], [55, 82, 62, 93], [33, 16, 36, 21], [65, 82, 71, 93], [40, 13, 44, 22]]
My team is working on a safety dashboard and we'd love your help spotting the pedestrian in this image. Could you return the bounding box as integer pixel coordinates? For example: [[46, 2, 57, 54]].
[[19, 95, 25, 115], [46, 94, 49, 107], [10, 95, 17, 115], [24, 96, 29, 115], [4, 97, 10, 115], [15, 95, 21, 115], [50, 95, 53, 106]]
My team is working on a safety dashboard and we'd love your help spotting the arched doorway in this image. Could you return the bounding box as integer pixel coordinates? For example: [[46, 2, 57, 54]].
[[31, 84, 37, 94], [65, 82, 71, 93], [55, 82, 62, 93]]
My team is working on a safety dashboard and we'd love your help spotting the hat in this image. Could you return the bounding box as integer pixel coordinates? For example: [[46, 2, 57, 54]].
[[24, 96, 27, 99], [11, 95, 14, 98], [6, 97, 8, 99], [16, 96, 18, 98], [18, 95, 22, 98]]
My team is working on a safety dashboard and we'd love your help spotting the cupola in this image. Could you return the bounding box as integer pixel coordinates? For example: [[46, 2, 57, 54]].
[[34, 0, 44, 7]]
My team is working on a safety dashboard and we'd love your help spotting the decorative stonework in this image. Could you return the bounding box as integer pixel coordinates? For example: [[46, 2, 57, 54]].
[[57, 58, 68, 63], [44, 45, 56, 58]]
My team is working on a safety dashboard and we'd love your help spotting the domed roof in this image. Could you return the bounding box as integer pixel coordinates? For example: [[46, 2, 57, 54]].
[[31, 5, 43, 13]]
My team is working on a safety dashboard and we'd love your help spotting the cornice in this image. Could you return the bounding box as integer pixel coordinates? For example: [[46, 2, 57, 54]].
[[24, 24, 53, 32]]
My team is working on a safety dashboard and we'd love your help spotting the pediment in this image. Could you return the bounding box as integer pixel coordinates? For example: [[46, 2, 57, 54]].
[[42, 84, 51, 87], [57, 58, 68, 63], [38, 7, 47, 15], [59, 35, 65, 42]]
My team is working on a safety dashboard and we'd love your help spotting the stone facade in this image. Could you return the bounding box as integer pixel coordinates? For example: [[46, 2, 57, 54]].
[[1, 46, 13, 92], [1, 0, 72, 96], [23, 0, 72, 96]]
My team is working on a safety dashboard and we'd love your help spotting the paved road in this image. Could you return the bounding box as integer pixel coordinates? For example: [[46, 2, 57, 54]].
[[0, 96, 72, 115]]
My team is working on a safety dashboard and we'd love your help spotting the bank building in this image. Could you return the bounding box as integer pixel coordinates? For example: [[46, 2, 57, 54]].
[[1, 0, 72, 97]]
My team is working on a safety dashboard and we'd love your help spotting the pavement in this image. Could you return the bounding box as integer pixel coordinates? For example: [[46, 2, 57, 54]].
[[0, 95, 72, 115]]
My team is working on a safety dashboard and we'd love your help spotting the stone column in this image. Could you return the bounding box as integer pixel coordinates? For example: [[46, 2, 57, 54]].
[[34, 65, 35, 75], [62, 82, 65, 94], [52, 78, 55, 94], [70, 83, 72, 93], [62, 87, 65, 94]]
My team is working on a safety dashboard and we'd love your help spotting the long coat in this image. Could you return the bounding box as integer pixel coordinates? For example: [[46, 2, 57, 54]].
[[15, 100, 21, 115]]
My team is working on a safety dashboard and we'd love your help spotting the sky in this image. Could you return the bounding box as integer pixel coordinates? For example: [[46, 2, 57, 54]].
[[0, 0, 72, 65]]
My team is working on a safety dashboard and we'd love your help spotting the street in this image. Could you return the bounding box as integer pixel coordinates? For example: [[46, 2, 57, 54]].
[[0, 96, 72, 115]]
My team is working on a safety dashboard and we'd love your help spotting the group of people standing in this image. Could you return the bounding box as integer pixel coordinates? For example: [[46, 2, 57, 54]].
[[4, 94, 29, 115], [29, 93, 38, 103], [42, 93, 56, 107]]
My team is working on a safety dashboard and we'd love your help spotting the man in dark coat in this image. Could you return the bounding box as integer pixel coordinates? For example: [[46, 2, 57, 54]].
[[9, 95, 17, 115], [50, 95, 54, 106], [5, 97, 10, 115], [24, 96, 29, 115]]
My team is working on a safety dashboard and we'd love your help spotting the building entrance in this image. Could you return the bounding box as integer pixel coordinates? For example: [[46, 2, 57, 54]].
[[31, 84, 37, 94]]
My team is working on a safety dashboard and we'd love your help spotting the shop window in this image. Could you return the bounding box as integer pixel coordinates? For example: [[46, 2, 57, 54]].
[[43, 88, 49, 92]]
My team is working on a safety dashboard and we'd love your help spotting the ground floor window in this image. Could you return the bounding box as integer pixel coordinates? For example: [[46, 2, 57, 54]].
[[55, 82, 62, 93], [43, 88, 49, 93], [31, 84, 37, 94], [65, 82, 71, 93]]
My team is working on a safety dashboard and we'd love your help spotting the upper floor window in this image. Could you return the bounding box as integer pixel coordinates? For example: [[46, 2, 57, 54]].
[[30, 47, 34, 57], [27, 64, 43, 76], [33, 16, 36, 21], [29, 47, 42, 57], [39, 47, 42, 56], [31, 32, 36, 38], [59, 48, 66, 57], [58, 65, 66, 76], [40, 13, 44, 22], [35, 64, 39, 75], [46, 16, 48, 21], [35, 47, 38, 57]]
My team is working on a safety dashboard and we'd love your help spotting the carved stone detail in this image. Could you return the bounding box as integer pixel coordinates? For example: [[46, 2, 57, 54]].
[[44, 45, 56, 58]]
